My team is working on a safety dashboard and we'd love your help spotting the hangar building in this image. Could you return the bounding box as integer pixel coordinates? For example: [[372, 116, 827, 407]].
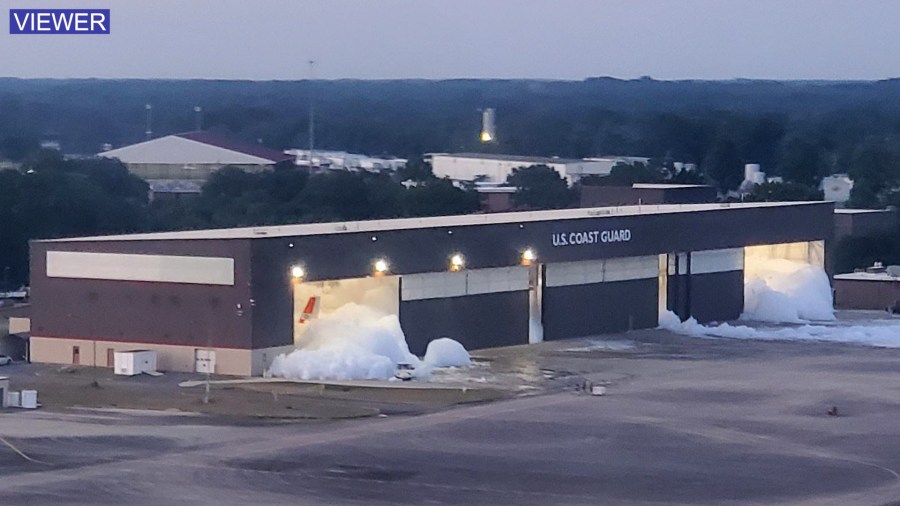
[[29, 201, 833, 376], [99, 131, 293, 182]]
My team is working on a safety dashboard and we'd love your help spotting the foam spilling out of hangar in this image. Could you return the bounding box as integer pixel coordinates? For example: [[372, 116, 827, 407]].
[[268, 303, 422, 381], [29, 201, 834, 376], [266, 297, 472, 381], [660, 311, 900, 348], [661, 241, 900, 347], [740, 241, 833, 323]]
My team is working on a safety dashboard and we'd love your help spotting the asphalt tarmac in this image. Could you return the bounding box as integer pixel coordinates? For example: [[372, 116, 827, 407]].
[[1, 326, 899, 505]]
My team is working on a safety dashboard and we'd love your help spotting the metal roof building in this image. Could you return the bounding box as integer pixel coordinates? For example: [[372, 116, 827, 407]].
[[98, 131, 292, 181], [429, 153, 617, 184]]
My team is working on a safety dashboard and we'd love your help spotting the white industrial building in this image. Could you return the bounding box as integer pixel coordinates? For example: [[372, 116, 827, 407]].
[[429, 153, 623, 185], [99, 131, 293, 181], [821, 174, 854, 207], [285, 149, 407, 172]]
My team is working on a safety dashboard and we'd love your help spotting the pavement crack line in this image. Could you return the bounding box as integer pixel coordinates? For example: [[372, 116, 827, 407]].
[[0, 436, 52, 466]]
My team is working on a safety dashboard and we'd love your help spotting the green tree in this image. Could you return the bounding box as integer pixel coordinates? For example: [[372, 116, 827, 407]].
[[506, 164, 574, 209], [585, 161, 665, 186], [702, 138, 743, 191], [403, 179, 479, 217], [393, 156, 434, 182], [743, 181, 824, 202], [780, 138, 823, 186], [294, 171, 372, 221], [846, 142, 900, 208]]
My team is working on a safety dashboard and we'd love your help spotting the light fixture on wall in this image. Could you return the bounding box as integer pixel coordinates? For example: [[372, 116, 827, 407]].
[[290, 265, 305, 281], [521, 248, 537, 266], [373, 258, 389, 276], [450, 253, 465, 272]]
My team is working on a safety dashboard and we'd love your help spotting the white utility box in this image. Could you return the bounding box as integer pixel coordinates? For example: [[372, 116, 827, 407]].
[[7, 391, 20, 408], [20, 390, 37, 409], [114, 350, 158, 376]]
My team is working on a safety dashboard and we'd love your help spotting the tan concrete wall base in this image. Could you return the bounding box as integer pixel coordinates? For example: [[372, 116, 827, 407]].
[[28, 337, 297, 377]]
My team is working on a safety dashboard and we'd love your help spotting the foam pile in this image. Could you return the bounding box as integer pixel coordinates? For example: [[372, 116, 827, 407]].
[[267, 303, 470, 381], [423, 338, 471, 367], [742, 259, 835, 322]]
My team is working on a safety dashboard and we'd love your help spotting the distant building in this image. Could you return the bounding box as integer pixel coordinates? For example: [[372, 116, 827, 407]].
[[581, 183, 718, 208], [821, 174, 854, 207], [834, 265, 900, 311], [473, 182, 516, 212], [429, 153, 620, 185], [99, 131, 293, 181], [285, 149, 406, 172], [147, 179, 203, 202]]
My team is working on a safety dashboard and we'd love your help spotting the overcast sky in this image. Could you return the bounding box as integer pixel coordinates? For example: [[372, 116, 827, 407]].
[[2, 0, 899, 81]]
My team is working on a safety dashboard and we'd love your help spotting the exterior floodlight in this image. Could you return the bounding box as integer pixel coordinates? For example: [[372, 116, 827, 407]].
[[374, 259, 389, 275], [480, 131, 494, 143], [450, 253, 465, 272], [521, 248, 537, 265], [290, 265, 305, 280]]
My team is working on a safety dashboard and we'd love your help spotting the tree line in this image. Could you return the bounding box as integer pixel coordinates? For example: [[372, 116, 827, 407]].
[[3, 78, 900, 207], [0, 153, 481, 286]]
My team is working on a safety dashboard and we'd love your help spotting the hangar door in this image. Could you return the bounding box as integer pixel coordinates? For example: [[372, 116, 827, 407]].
[[543, 256, 658, 341], [666, 248, 745, 323], [399, 267, 531, 355]]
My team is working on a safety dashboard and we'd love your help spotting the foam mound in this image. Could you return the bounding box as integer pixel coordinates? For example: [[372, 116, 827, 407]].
[[423, 338, 471, 367], [267, 303, 471, 381], [742, 259, 835, 322]]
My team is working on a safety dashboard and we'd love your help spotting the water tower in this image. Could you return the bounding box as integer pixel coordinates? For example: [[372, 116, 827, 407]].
[[480, 108, 496, 143]]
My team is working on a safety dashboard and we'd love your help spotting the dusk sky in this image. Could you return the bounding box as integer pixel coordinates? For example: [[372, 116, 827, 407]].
[[2, 0, 899, 81]]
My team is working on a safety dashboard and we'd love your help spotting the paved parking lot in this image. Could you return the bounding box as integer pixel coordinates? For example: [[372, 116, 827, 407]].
[[1, 326, 900, 504]]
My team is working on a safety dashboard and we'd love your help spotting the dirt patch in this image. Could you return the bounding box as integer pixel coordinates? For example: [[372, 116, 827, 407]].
[[3, 364, 507, 420]]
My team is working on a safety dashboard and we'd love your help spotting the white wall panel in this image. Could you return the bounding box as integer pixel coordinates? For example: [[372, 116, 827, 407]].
[[46, 251, 234, 286], [466, 266, 530, 295], [690, 248, 744, 274], [546, 256, 657, 287], [401, 272, 466, 301], [401, 267, 530, 301], [545, 260, 605, 288], [603, 256, 659, 282]]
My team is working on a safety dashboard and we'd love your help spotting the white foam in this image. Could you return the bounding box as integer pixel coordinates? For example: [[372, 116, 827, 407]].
[[660, 310, 900, 347], [267, 303, 470, 381], [659, 260, 900, 347], [742, 259, 835, 322], [423, 338, 471, 367]]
